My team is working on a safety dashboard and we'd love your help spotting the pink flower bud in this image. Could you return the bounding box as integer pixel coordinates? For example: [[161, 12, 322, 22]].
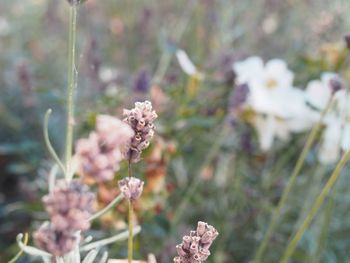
[[118, 177, 144, 201]]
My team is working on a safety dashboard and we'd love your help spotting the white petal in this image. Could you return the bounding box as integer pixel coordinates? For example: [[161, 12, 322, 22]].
[[275, 119, 291, 141], [254, 114, 276, 151], [176, 49, 197, 76], [279, 88, 319, 131], [264, 59, 294, 88], [341, 124, 350, 151], [306, 80, 331, 110], [233, 56, 264, 84], [249, 85, 284, 115], [318, 119, 342, 164], [321, 72, 338, 85]]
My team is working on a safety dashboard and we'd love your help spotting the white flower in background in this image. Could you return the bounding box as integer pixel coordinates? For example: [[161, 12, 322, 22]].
[[318, 114, 342, 164], [176, 49, 203, 78], [233, 56, 264, 85], [233, 56, 313, 151], [253, 114, 289, 151], [319, 90, 350, 164], [233, 56, 294, 115], [305, 72, 339, 111], [303, 72, 348, 164]]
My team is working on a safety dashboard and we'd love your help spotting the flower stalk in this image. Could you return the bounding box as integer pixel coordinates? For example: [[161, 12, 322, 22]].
[[279, 147, 350, 263], [128, 199, 133, 263], [127, 160, 133, 263], [65, 4, 78, 180], [254, 96, 334, 262]]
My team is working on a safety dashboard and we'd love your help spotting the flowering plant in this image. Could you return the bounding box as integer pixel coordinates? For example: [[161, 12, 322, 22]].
[[9, 2, 218, 263]]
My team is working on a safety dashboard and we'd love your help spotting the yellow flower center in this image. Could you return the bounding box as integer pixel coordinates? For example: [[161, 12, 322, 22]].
[[266, 78, 278, 89]]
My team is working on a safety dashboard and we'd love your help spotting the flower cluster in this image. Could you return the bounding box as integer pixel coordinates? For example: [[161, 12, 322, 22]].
[[34, 180, 96, 256], [33, 223, 78, 257], [118, 176, 144, 201], [42, 180, 95, 231], [174, 222, 219, 263], [123, 100, 158, 163], [233, 56, 348, 163], [306, 77, 350, 164], [75, 115, 134, 182]]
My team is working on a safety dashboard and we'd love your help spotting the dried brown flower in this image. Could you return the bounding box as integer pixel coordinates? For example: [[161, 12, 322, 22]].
[[43, 180, 95, 231], [123, 101, 157, 163], [174, 222, 219, 263], [118, 177, 144, 201], [33, 223, 78, 256]]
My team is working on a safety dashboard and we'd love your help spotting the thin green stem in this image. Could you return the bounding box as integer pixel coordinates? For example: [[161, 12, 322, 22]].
[[7, 233, 29, 263], [127, 161, 133, 263], [44, 109, 66, 176], [311, 187, 335, 263], [151, 0, 195, 85], [128, 199, 133, 263], [80, 226, 141, 252], [292, 165, 326, 233], [279, 148, 350, 263], [88, 193, 123, 222], [65, 5, 78, 180], [254, 97, 333, 262]]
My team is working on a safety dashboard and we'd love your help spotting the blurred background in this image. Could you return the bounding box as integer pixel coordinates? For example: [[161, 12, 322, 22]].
[[1, 0, 350, 262]]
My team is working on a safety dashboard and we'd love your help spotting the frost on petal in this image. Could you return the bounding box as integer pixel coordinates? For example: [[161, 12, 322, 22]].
[[176, 49, 197, 76]]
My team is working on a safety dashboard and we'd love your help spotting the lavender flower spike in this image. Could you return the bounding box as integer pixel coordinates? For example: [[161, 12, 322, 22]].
[[75, 115, 134, 182], [43, 180, 96, 232], [118, 177, 144, 201], [123, 100, 157, 163], [33, 223, 78, 256], [174, 221, 219, 263]]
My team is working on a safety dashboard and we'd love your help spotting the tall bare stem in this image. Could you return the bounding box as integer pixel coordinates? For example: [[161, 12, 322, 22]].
[[128, 161, 133, 263], [128, 199, 133, 263], [65, 4, 78, 180], [279, 148, 350, 263]]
